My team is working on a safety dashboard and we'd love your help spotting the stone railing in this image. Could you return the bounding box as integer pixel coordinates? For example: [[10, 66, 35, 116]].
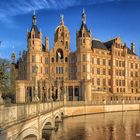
[[0, 101, 64, 128], [0, 100, 140, 128]]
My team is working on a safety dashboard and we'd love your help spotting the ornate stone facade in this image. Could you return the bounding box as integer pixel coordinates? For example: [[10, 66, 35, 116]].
[[13, 10, 140, 103]]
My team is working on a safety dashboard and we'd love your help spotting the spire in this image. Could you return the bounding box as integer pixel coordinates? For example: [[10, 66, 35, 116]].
[[82, 8, 86, 24], [60, 15, 64, 25], [11, 46, 15, 64], [32, 10, 36, 25]]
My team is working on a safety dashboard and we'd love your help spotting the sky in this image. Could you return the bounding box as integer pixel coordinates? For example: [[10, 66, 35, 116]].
[[0, 0, 140, 60]]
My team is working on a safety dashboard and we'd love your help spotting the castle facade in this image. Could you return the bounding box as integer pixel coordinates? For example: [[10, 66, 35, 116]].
[[12, 10, 140, 103]]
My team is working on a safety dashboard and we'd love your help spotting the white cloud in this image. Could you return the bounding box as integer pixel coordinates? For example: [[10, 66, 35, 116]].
[[0, 0, 127, 23]]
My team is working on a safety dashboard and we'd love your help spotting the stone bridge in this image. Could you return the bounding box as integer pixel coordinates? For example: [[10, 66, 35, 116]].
[[0, 101, 65, 140], [0, 100, 140, 140]]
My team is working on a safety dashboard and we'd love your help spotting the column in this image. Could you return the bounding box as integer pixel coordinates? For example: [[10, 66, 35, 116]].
[[73, 86, 75, 101]]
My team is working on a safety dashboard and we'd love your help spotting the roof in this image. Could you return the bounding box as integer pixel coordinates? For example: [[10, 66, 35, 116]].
[[92, 38, 137, 56], [78, 23, 90, 37], [127, 47, 136, 55], [92, 39, 108, 50], [28, 25, 40, 38], [80, 23, 89, 32], [42, 44, 46, 52], [103, 38, 116, 50]]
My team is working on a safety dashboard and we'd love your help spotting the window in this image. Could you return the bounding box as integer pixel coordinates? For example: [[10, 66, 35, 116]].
[[119, 70, 121, 76], [65, 41, 68, 49], [92, 68, 94, 74], [108, 69, 111, 75], [97, 68, 100, 75], [103, 69, 106, 75], [131, 72, 133, 77], [116, 80, 118, 86], [131, 81, 133, 87], [83, 39, 85, 43], [97, 58, 100, 65], [56, 67, 63, 74], [92, 58, 94, 64], [135, 72, 138, 77], [135, 81, 138, 87], [119, 61, 121, 67], [108, 60, 111, 66], [52, 57, 54, 63], [83, 65, 86, 72], [45, 67, 48, 74], [83, 54, 86, 62], [32, 55, 35, 62], [103, 59, 106, 65], [119, 80, 121, 86], [65, 57, 68, 62], [45, 58, 48, 64], [131, 63, 133, 69], [108, 79, 111, 86], [122, 80, 125, 86], [103, 79, 106, 86], [83, 33, 85, 37], [97, 79, 100, 86], [135, 64, 138, 69]]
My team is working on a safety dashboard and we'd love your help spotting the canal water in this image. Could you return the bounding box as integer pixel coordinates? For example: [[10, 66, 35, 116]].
[[43, 111, 140, 140]]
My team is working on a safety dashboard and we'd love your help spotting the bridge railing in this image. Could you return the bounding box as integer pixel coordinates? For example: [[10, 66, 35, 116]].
[[0, 101, 64, 128], [0, 100, 139, 127]]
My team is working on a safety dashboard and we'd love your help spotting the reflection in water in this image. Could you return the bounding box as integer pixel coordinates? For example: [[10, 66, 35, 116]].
[[42, 111, 140, 140]]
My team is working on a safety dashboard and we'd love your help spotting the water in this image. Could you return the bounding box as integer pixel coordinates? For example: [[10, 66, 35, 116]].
[[43, 111, 140, 140]]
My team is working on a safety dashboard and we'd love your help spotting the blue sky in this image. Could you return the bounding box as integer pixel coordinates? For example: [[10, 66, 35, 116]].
[[0, 0, 140, 60]]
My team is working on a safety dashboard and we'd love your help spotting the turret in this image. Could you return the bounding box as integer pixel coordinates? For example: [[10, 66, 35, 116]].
[[45, 37, 49, 51], [76, 9, 92, 81], [131, 42, 135, 53], [11, 47, 15, 64], [27, 11, 42, 51], [76, 9, 92, 50]]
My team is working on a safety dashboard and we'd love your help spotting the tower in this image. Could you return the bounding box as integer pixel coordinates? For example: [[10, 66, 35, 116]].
[[27, 11, 43, 80], [27, 11, 42, 52], [52, 15, 70, 80], [76, 9, 92, 80], [76, 9, 92, 101]]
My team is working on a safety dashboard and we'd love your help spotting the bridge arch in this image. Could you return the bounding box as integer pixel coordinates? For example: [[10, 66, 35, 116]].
[[41, 117, 53, 131], [15, 127, 39, 140]]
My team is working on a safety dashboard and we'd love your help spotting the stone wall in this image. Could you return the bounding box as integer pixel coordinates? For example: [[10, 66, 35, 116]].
[[64, 104, 140, 117]]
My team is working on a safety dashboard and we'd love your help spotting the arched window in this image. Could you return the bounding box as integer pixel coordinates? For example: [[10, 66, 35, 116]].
[[56, 48, 63, 62], [52, 57, 54, 63], [65, 57, 68, 62]]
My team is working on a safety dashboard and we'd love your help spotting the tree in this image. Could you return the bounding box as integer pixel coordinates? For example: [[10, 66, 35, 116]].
[[0, 60, 9, 93], [0, 59, 16, 103]]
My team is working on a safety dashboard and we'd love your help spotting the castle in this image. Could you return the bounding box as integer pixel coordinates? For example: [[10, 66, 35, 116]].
[[11, 10, 140, 103]]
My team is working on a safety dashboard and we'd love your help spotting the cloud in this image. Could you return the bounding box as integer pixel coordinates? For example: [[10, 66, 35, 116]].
[[0, 0, 126, 21]]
